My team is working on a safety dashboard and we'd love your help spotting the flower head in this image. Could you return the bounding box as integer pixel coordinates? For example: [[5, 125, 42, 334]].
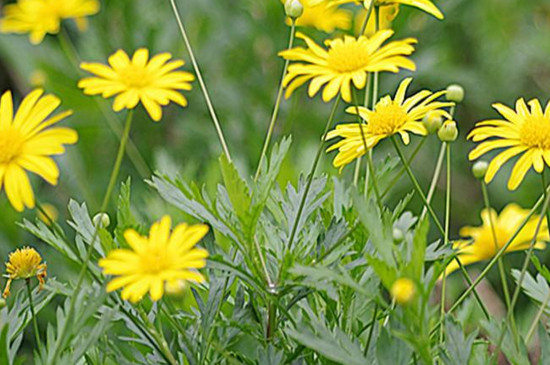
[[3, 247, 47, 298], [326, 78, 452, 169], [78, 49, 195, 122], [443, 204, 548, 277], [0, 0, 99, 44], [391, 278, 415, 304], [0, 89, 77, 212], [279, 30, 416, 102], [468, 98, 550, 190], [99, 216, 209, 303], [284, 0, 352, 33]]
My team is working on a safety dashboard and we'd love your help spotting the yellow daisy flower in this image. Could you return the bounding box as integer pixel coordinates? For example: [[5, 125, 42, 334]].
[[99, 216, 209, 303], [78, 48, 195, 122], [444, 204, 548, 277], [0, 0, 100, 45], [391, 277, 415, 305], [0, 89, 77, 212], [3, 247, 47, 298], [318, 0, 443, 19], [279, 30, 416, 102], [355, 4, 399, 36], [326, 77, 452, 168], [283, 0, 352, 33], [468, 98, 550, 190]]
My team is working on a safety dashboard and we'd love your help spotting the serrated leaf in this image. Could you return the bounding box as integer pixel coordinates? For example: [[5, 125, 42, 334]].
[[376, 326, 412, 365], [219, 154, 252, 229], [440, 316, 476, 365]]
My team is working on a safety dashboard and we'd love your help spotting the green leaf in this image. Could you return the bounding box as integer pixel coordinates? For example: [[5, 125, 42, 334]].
[[482, 318, 530, 365], [376, 326, 412, 365], [219, 154, 252, 230], [440, 316, 477, 365], [511, 269, 550, 315], [538, 323, 550, 365], [406, 217, 429, 281]]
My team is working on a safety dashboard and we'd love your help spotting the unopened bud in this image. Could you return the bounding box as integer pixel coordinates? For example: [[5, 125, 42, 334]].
[[423, 111, 443, 134], [392, 228, 404, 242], [93, 213, 111, 228], [165, 280, 187, 298], [446, 84, 464, 103], [472, 161, 488, 180], [0, 298, 6, 309], [391, 278, 415, 305], [437, 120, 458, 142], [285, 0, 304, 19]]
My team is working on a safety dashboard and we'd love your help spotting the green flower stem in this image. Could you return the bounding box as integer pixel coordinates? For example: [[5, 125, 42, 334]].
[[501, 175, 550, 348], [380, 138, 426, 199], [359, 1, 375, 35], [48, 110, 134, 365], [57, 29, 151, 180], [363, 303, 378, 357], [420, 142, 446, 220], [438, 143, 451, 348], [26, 280, 41, 349], [525, 290, 550, 344], [362, 73, 373, 192], [254, 21, 296, 181], [391, 136, 444, 234], [287, 98, 340, 252], [169, 0, 233, 162], [137, 306, 178, 365], [480, 182, 514, 318], [443, 184, 550, 317]]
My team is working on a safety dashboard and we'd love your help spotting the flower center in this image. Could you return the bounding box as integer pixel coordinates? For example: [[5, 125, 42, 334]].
[[367, 101, 408, 136], [519, 116, 550, 150], [119, 65, 151, 89], [327, 39, 371, 73], [140, 247, 172, 275], [0, 128, 24, 164]]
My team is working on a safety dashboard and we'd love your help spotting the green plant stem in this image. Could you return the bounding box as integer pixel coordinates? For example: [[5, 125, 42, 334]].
[[391, 136, 444, 234], [480, 182, 513, 316], [525, 290, 550, 344], [137, 306, 178, 365], [363, 303, 378, 357], [362, 73, 373, 192], [48, 110, 134, 365], [169, 0, 232, 162], [380, 138, 426, 199], [438, 143, 450, 349], [26, 280, 41, 349], [57, 29, 150, 180], [286, 98, 340, 252], [420, 142, 446, 221], [359, 0, 375, 35], [254, 21, 296, 181]]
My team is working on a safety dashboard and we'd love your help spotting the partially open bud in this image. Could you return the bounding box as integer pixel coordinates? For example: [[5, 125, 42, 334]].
[[423, 111, 443, 134], [472, 161, 488, 180], [446, 84, 464, 103], [285, 0, 304, 19], [0, 298, 6, 309], [437, 120, 458, 142], [391, 278, 415, 305], [93, 213, 111, 228], [165, 280, 187, 298]]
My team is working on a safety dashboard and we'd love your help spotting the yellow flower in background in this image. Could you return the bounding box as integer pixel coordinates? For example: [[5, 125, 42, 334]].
[[326, 78, 452, 168], [3, 247, 47, 298], [444, 204, 548, 277], [279, 30, 416, 102], [284, 0, 352, 33], [99, 216, 209, 303], [318, 0, 443, 19], [0, 89, 77, 212], [355, 4, 399, 36], [469, 98, 550, 190], [0, 0, 100, 45], [37, 203, 59, 225], [391, 277, 415, 304], [78, 49, 195, 122]]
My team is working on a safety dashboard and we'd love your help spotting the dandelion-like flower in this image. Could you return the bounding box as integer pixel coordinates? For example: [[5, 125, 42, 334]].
[[0, 0, 100, 45], [390, 277, 415, 304], [279, 30, 416, 102], [468, 98, 550, 190], [3, 247, 47, 298], [99, 216, 209, 303], [283, 0, 352, 33], [443, 204, 548, 277], [318, 0, 443, 19], [326, 78, 452, 168], [0, 89, 77, 212], [78, 49, 195, 122]]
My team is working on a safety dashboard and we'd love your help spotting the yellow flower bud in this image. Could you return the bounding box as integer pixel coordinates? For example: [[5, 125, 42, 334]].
[[285, 0, 304, 19], [391, 278, 415, 305], [438, 120, 458, 142], [93, 213, 111, 228], [472, 161, 488, 180], [423, 111, 443, 134], [446, 84, 464, 103], [0, 298, 6, 309]]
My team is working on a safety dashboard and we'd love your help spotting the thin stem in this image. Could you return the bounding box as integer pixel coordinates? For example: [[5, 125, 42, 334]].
[[48, 110, 134, 365], [26, 280, 41, 348], [137, 306, 178, 365], [363, 303, 378, 357], [525, 290, 550, 344], [420, 142, 446, 220], [57, 29, 150, 179], [254, 237, 273, 287], [438, 143, 450, 348], [169, 0, 232, 161], [353, 158, 361, 186], [254, 21, 296, 181], [286, 98, 340, 252], [359, 1, 375, 35]]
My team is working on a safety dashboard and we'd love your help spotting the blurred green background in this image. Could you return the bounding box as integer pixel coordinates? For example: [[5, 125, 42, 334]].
[[1, 0, 550, 337]]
